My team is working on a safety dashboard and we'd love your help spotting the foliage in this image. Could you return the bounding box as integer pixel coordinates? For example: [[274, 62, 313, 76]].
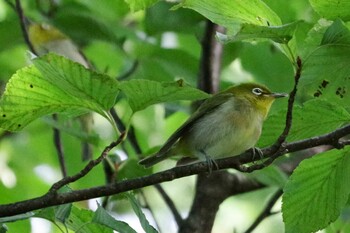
[[0, 0, 350, 233]]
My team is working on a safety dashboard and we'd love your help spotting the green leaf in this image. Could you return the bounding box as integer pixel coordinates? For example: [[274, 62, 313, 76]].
[[0, 225, 8, 233], [259, 99, 350, 147], [145, 1, 203, 35], [248, 165, 288, 187], [92, 205, 137, 233], [282, 148, 350, 233], [55, 204, 72, 224], [177, 0, 281, 31], [118, 158, 152, 180], [299, 20, 350, 106], [124, 0, 159, 11], [119, 79, 210, 113], [321, 19, 350, 45], [34, 208, 56, 222], [67, 206, 112, 233], [0, 53, 119, 131], [126, 193, 158, 233], [300, 46, 350, 104], [309, 0, 350, 21], [53, 8, 131, 45], [217, 21, 301, 44]]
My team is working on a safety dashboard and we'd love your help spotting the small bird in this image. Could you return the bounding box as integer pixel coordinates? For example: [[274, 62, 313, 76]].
[[27, 23, 94, 161], [139, 83, 287, 170]]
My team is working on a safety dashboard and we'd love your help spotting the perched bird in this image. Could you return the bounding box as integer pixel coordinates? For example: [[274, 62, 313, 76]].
[[139, 83, 287, 170], [27, 23, 94, 161]]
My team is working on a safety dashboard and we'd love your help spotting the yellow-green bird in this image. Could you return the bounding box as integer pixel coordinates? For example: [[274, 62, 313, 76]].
[[28, 23, 93, 161], [139, 83, 287, 169]]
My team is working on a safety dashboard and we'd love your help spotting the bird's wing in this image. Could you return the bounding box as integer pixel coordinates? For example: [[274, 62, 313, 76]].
[[139, 92, 234, 167]]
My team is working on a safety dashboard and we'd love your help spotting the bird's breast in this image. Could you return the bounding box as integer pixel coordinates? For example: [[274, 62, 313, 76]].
[[182, 98, 264, 158]]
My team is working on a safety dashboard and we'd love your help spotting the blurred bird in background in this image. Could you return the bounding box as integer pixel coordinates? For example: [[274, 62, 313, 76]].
[[28, 22, 94, 161]]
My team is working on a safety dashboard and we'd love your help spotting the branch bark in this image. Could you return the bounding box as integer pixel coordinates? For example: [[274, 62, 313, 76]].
[[0, 125, 350, 217]]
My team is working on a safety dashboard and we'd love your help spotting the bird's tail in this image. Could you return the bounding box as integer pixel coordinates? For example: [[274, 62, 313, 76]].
[[139, 151, 171, 168]]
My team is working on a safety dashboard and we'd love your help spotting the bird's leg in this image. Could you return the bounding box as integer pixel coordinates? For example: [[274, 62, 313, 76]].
[[251, 147, 264, 163], [200, 150, 218, 174]]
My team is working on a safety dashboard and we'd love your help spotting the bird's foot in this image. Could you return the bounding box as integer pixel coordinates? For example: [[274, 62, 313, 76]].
[[251, 147, 264, 164]]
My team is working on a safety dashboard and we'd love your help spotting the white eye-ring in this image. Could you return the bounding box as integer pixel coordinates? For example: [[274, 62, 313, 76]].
[[252, 87, 263, 96]]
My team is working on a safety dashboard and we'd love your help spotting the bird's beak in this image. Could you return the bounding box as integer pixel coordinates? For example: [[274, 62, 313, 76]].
[[269, 92, 288, 98]]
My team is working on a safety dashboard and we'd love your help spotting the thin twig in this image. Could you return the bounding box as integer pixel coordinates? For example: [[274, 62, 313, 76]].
[[15, 0, 36, 54], [244, 189, 283, 233], [109, 107, 142, 154], [271, 56, 302, 152], [154, 184, 183, 226], [52, 114, 67, 178], [49, 132, 126, 193]]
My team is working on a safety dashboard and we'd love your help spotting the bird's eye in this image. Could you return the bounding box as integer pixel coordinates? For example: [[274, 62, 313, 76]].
[[252, 88, 263, 96]]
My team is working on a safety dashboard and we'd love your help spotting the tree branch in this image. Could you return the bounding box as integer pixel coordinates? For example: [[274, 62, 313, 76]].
[[1, 122, 349, 217], [49, 132, 125, 193]]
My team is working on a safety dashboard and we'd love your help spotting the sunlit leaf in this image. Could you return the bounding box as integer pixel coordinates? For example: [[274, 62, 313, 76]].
[[0, 53, 119, 131], [309, 0, 350, 21], [177, 0, 281, 31], [282, 148, 350, 233]]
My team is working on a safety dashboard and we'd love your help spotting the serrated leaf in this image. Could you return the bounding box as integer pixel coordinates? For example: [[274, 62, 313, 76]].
[[258, 99, 350, 147], [300, 20, 350, 107], [0, 53, 119, 131], [177, 0, 281, 31], [92, 205, 137, 233], [126, 192, 158, 233], [119, 79, 210, 113], [282, 148, 350, 233], [309, 0, 350, 21], [217, 21, 301, 44]]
